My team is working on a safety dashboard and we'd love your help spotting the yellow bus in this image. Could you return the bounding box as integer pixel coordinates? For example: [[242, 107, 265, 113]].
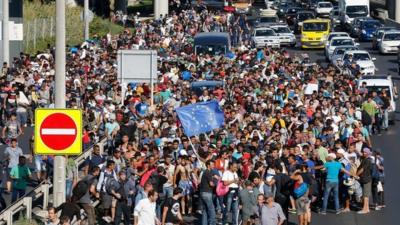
[[301, 19, 331, 49]]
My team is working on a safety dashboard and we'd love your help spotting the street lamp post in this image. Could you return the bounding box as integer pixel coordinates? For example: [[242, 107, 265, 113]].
[[54, 0, 67, 208]]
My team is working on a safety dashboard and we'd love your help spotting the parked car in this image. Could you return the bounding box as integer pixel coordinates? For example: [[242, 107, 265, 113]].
[[325, 36, 358, 61], [379, 31, 400, 54], [270, 24, 297, 47], [251, 27, 281, 48], [372, 27, 398, 50]]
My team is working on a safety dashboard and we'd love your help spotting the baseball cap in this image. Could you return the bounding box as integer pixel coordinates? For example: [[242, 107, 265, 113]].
[[328, 153, 336, 160], [337, 148, 346, 155]]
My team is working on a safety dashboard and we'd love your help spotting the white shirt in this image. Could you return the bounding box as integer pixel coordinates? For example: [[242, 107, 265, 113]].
[[222, 170, 239, 188], [134, 198, 157, 225]]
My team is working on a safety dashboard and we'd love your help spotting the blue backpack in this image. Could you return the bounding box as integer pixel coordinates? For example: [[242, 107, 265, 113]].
[[294, 183, 308, 199]]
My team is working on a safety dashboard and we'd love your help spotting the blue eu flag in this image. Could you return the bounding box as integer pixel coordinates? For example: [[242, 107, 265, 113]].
[[176, 100, 225, 137]]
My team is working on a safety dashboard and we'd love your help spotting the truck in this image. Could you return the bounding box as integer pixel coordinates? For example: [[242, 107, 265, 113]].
[[339, 0, 370, 29]]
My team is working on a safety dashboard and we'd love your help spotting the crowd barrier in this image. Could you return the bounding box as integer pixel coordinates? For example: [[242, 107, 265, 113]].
[[0, 138, 107, 225]]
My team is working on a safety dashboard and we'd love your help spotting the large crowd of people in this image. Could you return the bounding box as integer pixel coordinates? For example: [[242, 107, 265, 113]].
[[0, 4, 388, 225]]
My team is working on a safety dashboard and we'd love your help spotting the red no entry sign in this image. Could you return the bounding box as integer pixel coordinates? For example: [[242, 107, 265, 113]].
[[39, 113, 77, 150]]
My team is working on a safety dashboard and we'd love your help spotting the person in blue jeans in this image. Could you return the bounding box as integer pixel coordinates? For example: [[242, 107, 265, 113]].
[[222, 163, 240, 225], [199, 160, 216, 225], [316, 153, 351, 214]]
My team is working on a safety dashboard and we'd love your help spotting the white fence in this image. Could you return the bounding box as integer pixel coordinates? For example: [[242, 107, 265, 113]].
[[0, 138, 107, 225], [24, 17, 56, 52]]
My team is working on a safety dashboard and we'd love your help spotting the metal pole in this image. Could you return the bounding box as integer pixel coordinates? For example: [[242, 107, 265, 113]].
[[54, 0, 66, 208], [396, 0, 400, 23], [2, 0, 9, 64], [84, 0, 89, 40]]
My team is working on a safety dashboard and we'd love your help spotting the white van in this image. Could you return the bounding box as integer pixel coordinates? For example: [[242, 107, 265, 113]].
[[358, 75, 398, 124], [339, 0, 370, 28]]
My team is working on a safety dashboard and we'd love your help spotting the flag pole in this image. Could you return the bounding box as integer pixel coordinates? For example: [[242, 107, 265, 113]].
[[188, 136, 202, 161]]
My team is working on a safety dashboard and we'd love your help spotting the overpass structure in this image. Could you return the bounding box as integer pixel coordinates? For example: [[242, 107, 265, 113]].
[[370, 0, 400, 22]]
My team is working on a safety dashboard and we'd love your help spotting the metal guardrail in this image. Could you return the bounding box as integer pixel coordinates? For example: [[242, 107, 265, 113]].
[[0, 138, 107, 225]]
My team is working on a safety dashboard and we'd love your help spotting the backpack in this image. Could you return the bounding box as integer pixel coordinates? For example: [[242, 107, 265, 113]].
[[100, 169, 117, 193], [293, 182, 308, 199], [371, 157, 380, 181], [105, 176, 120, 195], [73, 178, 91, 200]]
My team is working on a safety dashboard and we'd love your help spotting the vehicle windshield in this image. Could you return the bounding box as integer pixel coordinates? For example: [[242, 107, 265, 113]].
[[335, 47, 357, 55], [383, 33, 400, 41], [195, 45, 226, 55], [303, 22, 328, 31], [346, 53, 371, 61], [287, 8, 300, 14], [319, 3, 332, 8], [328, 34, 348, 41], [255, 29, 276, 36], [332, 10, 339, 16], [272, 27, 291, 33], [346, 5, 368, 18], [259, 17, 278, 23], [298, 13, 315, 21], [365, 86, 391, 98], [362, 21, 381, 29], [331, 39, 354, 46]]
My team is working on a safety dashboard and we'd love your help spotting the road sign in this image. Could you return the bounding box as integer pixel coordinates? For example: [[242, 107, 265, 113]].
[[35, 109, 82, 155]]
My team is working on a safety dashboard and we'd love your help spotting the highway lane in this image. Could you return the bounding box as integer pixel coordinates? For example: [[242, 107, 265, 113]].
[[285, 37, 400, 225]]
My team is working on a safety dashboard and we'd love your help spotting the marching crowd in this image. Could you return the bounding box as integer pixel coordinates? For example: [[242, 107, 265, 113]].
[[0, 5, 388, 225]]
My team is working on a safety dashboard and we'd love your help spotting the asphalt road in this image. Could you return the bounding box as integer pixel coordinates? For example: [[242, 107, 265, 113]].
[[2, 13, 400, 225], [284, 34, 400, 225]]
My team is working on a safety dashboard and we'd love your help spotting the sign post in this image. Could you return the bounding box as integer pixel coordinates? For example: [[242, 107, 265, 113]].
[[53, 0, 67, 208], [117, 50, 157, 106]]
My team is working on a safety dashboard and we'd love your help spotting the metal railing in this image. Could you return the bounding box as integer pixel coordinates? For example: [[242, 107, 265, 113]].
[[0, 138, 107, 225]]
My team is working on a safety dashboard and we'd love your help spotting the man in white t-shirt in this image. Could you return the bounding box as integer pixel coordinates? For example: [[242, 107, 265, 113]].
[[134, 190, 159, 225], [222, 162, 240, 225]]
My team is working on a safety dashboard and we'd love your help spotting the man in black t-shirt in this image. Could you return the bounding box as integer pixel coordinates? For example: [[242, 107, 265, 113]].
[[162, 187, 183, 225], [357, 148, 373, 214], [199, 160, 216, 225]]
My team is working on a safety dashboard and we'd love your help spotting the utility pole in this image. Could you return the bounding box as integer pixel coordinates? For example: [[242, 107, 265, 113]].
[[2, 0, 9, 64], [84, 0, 89, 40], [54, 0, 66, 208]]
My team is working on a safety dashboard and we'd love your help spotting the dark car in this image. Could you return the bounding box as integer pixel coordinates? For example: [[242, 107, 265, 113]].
[[357, 20, 383, 42], [191, 81, 225, 96], [277, 1, 295, 18], [192, 0, 224, 10], [285, 7, 302, 26], [294, 11, 315, 33], [194, 32, 231, 55]]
